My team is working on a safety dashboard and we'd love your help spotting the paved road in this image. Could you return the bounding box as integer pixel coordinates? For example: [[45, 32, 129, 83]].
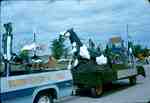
[[56, 65, 150, 103]]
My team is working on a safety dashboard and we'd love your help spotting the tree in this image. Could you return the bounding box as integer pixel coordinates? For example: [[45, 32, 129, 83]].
[[19, 50, 29, 60], [63, 47, 69, 59], [143, 48, 149, 57], [132, 44, 142, 58], [132, 44, 149, 59], [51, 39, 65, 59]]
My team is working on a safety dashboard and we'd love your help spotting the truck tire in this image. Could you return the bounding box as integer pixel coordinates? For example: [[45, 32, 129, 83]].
[[34, 93, 53, 103], [91, 85, 103, 98], [129, 76, 136, 85], [74, 89, 81, 96]]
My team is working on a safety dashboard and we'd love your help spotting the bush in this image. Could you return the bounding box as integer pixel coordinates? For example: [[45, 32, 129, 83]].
[[51, 39, 65, 59]]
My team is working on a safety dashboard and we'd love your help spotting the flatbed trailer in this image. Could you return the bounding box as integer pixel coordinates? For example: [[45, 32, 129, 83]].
[[71, 36, 146, 98], [72, 61, 145, 97]]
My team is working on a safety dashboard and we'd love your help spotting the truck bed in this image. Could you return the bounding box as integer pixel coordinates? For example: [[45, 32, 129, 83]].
[[72, 63, 116, 87], [71, 62, 136, 88]]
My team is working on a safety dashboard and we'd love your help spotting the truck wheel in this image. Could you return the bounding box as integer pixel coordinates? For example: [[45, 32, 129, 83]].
[[34, 93, 53, 103], [75, 89, 81, 96], [129, 76, 136, 85], [91, 85, 103, 98]]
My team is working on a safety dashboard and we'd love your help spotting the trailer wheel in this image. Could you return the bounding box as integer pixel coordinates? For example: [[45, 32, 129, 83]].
[[75, 89, 81, 96], [129, 76, 136, 85], [91, 85, 103, 98], [34, 93, 53, 103]]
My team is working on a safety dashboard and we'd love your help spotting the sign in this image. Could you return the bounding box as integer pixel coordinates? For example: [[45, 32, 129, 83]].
[[110, 37, 122, 44]]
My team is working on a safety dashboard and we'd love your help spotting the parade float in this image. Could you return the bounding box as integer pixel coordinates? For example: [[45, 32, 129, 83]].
[[59, 29, 146, 98]]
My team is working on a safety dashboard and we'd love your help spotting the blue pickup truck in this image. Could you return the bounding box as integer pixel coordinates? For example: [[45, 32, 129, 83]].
[[0, 22, 73, 103], [0, 61, 73, 103]]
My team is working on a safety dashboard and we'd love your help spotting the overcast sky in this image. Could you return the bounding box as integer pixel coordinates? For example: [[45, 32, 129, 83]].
[[1, 0, 150, 53]]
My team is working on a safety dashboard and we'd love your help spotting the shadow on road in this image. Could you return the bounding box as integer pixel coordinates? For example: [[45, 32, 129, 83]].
[[56, 81, 143, 103], [76, 81, 141, 98], [102, 82, 132, 97]]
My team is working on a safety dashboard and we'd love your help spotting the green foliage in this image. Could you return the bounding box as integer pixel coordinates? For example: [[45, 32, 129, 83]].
[[19, 50, 29, 60], [64, 47, 69, 59], [132, 44, 149, 58], [51, 39, 65, 59], [143, 48, 149, 57], [132, 44, 142, 57], [104, 44, 128, 64], [128, 41, 133, 48]]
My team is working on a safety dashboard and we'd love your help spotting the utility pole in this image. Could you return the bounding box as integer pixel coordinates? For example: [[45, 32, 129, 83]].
[[0, 29, 2, 63], [126, 24, 132, 48], [33, 32, 36, 57], [126, 24, 129, 48], [126, 24, 132, 63], [0, 1, 2, 63]]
